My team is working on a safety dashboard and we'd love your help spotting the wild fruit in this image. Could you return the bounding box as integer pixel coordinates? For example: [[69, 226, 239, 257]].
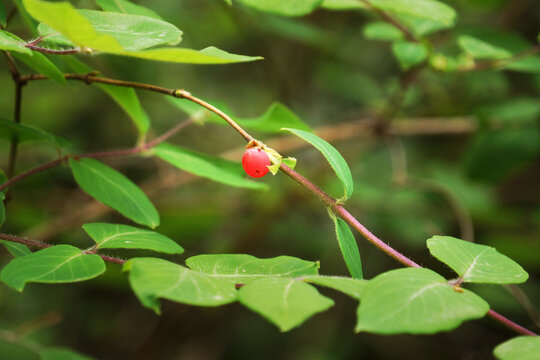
[[242, 148, 271, 178]]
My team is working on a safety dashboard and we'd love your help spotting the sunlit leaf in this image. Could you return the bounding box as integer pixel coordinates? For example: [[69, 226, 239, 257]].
[[0, 245, 106, 291], [363, 22, 404, 41], [0, 30, 32, 54], [120, 46, 262, 64], [238, 278, 334, 331], [0, 117, 70, 148], [125, 257, 237, 313], [154, 143, 268, 190], [356, 268, 489, 334], [83, 222, 183, 254], [283, 128, 353, 200], [69, 158, 160, 228], [392, 41, 429, 69], [96, 0, 163, 20], [427, 236, 528, 284], [494, 336, 540, 360], [304, 276, 367, 299], [0, 240, 32, 257], [186, 254, 319, 283]]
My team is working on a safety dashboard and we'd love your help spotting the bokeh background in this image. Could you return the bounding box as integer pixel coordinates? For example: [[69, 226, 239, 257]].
[[0, 0, 539, 359]]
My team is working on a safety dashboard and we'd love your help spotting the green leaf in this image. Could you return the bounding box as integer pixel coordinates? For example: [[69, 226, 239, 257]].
[[11, 51, 66, 85], [125, 257, 237, 313], [69, 158, 160, 228], [0, 1, 6, 27], [0, 190, 5, 227], [458, 35, 512, 60], [154, 143, 268, 190], [96, 0, 163, 20], [13, 0, 38, 36], [392, 41, 429, 69], [186, 254, 319, 283], [82, 222, 183, 254], [62, 57, 150, 136], [119, 46, 263, 64], [331, 215, 363, 278], [0, 30, 32, 54], [369, 0, 456, 26], [427, 236, 528, 284], [237, 0, 323, 16], [283, 128, 353, 200], [0, 241, 32, 257], [0, 245, 106, 291], [304, 276, 367, 299], [363, 22, 404, 41], [494, 336, 540, 360], [320, 0, 365, 10], [40, 348, 95, 360], [355, 268, 489, 334], [0, 117, 70, 148], [23, 0, 124, 51], [238, 278, 334, 332]]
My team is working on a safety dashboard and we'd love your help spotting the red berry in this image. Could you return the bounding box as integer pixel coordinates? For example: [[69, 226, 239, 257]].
[[242, 148, 271, 178]]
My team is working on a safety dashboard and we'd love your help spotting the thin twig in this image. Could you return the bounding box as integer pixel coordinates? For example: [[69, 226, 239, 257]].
[[24, 45, 81, 55]]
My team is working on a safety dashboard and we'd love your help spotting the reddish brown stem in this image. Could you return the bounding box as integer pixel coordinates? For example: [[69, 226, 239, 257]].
[[24, 45, 81, 55], [487, 310, 537, 336]]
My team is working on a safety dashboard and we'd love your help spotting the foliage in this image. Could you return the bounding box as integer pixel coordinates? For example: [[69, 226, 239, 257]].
[[0, 0, 538, 358]]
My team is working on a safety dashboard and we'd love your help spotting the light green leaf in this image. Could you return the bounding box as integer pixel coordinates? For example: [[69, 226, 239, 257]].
[[40, 348, 96, 360], [11, 51, 66, 85], [494, 336, 540, 360], [0, 30, 32, 54], [331, 215, 363, 278], [83, 222, 183, 254], [236, 103, 311, 133], [392, 41, 429, 69], [370, 0, 456, 26], [238, 278, 334, 332], [119, 46, 262, 64], [62, 57, 150, 136], [69, 158, 160, 228], [23, 0, 124, 51], [154, 143, 268, 190], [0, 241, 32, 257], [356, 268, 489, 334], [237, 0, 323, 16], [458, 35, 512, 60], [125, 257, 237, 313], [0, 117, 70, 148], [321, 0, 365, 10], [304, 276, 367, 299], [363, 22, 404, 41], [283, 128, 353, 200], [396, 14, 452, 37], [427, 236, 528, 284], [0, 1, 6, 27], [0, 245, 106, 291], [186, 254, 319, 283], [96, 0, 163, 20]]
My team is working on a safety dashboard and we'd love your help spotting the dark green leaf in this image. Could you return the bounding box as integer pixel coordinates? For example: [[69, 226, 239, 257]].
[[304, 276, 367, 299], [0, 245, 106, 291], [356, 268, 489, 334], [363, 22, 404, 41], [0, 241, 32, 257], [0, 117, 70, 148], [331, 215, 363, 278], [494, 336, 540, 360], [0, 191, 4, 227], [83, 222, 183, 254], [0, 30, 32, 54], [0, 1, 6, 27], [392, 41, 429, 69], [40, 348, 95, 360], [283, 128, 353, 200], [69, 158, 160, 228], [11, 51, 65, 85], [238, 0, 323, 16], [125, 257, 237, 313], [238, 278, 334, 331], [186, 254, 319, 283], [427, 236, 528, 284], [154, 143, 268, 190], [96, 0, 163, 20]]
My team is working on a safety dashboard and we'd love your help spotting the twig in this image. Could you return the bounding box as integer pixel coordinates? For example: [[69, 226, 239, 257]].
[[24, 45, 81, 55]]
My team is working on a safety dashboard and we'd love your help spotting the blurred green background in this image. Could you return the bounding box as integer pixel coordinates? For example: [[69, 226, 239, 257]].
[[0, 0, 539, 359]]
